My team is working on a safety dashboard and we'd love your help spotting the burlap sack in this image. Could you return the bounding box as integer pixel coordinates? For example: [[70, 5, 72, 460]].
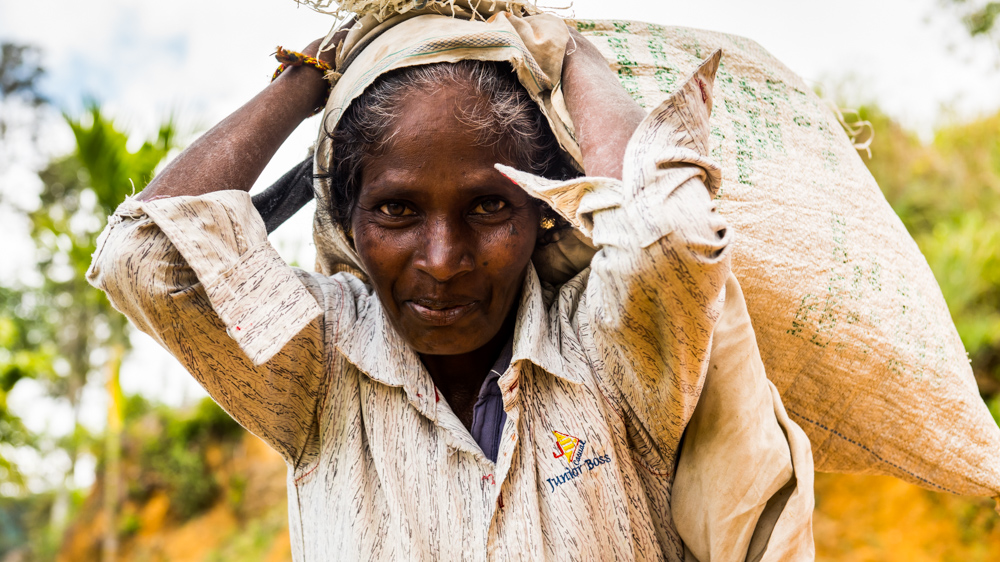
[[561, 20, 1000, 499], [310, 6, 1000, 500]]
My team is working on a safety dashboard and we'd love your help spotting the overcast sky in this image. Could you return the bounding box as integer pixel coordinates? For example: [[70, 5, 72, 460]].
[[2, 0, 999, 490]]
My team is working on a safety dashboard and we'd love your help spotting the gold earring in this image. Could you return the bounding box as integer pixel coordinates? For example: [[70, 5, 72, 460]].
[[540, 217, 556, 230]]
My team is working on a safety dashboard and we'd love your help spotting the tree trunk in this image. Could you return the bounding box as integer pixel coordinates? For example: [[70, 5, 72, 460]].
[[101, 343, 124, 562]]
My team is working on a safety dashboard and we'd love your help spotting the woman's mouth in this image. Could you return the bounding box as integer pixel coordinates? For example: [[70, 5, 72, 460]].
[[405, 299, 477, 326]]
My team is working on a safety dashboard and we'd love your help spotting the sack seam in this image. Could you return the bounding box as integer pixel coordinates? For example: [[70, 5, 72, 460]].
[[788, 408, 960, 495]]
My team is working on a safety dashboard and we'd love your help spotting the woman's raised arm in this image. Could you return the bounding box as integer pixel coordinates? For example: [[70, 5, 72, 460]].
[[88, 29, 359, 469], [137, 33, 342, 201], [559, 27, 646, 180], [524, 33, 732, 487]]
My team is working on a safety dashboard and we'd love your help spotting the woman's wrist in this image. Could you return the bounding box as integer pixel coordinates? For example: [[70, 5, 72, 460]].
[[271, 63, 331, 120], [273, 27, 351, 118]]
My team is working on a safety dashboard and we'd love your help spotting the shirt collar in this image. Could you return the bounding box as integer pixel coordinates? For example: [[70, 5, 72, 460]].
[[510, 263, 582, 384], [478, 337, 514, 401], [336, 262, 583, 412], [335, 291, 438, 420]]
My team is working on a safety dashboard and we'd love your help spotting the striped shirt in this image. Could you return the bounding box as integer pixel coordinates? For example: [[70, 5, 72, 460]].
[[87, 65, 814, 561]]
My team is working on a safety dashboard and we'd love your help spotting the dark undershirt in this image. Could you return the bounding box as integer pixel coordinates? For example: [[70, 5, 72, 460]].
[[469, 338, 513, 463]]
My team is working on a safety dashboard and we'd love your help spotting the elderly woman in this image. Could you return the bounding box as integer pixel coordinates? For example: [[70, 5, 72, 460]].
[[88, 10, 813, 562]]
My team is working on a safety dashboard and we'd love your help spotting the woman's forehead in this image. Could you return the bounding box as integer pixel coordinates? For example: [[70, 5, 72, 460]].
[[366, 86, 518, 167], [360, 128, 522, 201], [382, 82, 488, 134]]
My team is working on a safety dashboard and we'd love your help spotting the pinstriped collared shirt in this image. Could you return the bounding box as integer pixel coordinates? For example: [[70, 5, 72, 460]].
[[87, 64, 815, 561]]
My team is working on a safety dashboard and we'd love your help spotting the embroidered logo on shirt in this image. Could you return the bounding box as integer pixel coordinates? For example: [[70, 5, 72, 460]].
[[546, 430, 613, 493], [552, 431, 585, 467]]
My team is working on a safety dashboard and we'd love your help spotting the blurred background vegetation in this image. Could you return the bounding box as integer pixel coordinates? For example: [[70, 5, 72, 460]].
[[1, 3, 1000, 561]]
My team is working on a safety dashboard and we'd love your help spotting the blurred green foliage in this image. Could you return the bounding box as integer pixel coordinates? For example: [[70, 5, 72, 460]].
[[0, 492, 52, 559], [120, 396, 243, 520], [0, 287, 54, 487], [0, 486, 87, 561], [204, 504, 289, 562], [2, 42, 181, 559], [0, 100, 179, 487], [0, 42, 46, 145], [944, 0, 1000, 41]]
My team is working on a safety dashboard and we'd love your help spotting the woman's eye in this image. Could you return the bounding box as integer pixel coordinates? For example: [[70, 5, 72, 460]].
[[471, 199, 506, 215], [378, 203, 415, 217]]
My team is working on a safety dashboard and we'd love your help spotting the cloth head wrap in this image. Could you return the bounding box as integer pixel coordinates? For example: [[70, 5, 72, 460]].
[[307, 2, 599, 285]]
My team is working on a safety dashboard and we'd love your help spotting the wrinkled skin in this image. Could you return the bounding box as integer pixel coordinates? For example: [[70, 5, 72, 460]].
[[351, 86, 541, 387]]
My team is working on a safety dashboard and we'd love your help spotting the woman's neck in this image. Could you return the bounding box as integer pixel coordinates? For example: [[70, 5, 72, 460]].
[[420, 311, 515, 430]]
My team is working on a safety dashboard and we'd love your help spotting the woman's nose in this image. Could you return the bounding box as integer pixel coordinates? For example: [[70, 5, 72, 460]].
[[412, 217, 475, 282]]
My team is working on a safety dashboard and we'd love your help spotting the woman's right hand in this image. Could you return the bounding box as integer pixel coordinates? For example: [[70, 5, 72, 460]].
[[278, 17, 358, 116], [301, 16, 357, 67]]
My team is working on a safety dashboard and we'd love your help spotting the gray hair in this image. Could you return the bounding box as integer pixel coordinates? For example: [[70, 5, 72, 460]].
[[318, 60, 576, 233]]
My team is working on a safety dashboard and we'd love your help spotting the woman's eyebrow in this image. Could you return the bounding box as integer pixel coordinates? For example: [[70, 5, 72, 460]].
[[359, 182, 426, 201], [361, 171, 519, 200]]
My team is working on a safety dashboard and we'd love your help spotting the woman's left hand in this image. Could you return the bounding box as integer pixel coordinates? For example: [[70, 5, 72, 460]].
[[559, 27, 646, 180]]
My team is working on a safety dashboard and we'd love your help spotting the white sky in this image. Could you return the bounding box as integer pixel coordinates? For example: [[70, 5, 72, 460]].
[[1, 0, 999, 490]]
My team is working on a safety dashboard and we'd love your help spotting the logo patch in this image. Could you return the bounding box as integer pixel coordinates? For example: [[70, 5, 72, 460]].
[[552, 431, 586, 467], [546, 430, 612, 493]]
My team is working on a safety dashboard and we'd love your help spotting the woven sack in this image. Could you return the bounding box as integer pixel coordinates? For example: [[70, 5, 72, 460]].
[[558, 19, 1000, 500], [304, 1, 1000, 500]]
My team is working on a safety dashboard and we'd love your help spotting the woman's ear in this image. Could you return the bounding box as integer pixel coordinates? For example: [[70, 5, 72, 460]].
[[539, 216, 556, 232], [344, 216, 356, 248], [534, 201, 551, 241]]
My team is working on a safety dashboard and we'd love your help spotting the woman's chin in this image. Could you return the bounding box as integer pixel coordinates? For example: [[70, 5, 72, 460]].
[[404, 329, 490, 356], [398, 318, 500, 357]]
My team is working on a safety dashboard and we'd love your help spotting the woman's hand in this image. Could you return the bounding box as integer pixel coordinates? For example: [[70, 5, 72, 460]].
[[136, 23, 354, 202], [560, 27, 646, 180]]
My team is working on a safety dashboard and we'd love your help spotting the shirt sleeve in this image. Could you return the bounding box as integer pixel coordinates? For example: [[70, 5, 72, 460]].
[[501, 50, 729, 468], [86, 190, 353, 467], [583, 48, 730, 477], [670, 274, 815, 561], [506, 49, 814, 558]]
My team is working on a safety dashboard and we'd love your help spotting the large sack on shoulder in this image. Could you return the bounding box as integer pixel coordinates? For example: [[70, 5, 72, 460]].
[[558, 19, 1000, 499], [303, 0, 1000, 500]]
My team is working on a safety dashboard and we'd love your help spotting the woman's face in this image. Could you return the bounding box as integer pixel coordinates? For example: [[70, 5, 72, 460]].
[[350, 85, 541, 356]]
